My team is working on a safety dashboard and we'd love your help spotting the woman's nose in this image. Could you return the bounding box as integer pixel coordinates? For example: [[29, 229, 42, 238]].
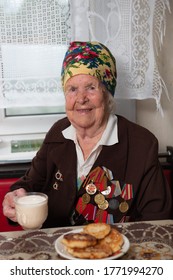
[[76, 89, 89, 103]]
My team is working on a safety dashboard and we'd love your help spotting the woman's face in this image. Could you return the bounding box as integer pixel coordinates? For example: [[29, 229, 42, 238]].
[[64, 74, 109, 131]]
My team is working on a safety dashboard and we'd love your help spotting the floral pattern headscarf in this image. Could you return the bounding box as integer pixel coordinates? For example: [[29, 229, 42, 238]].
[[61, 41, 117, 96]]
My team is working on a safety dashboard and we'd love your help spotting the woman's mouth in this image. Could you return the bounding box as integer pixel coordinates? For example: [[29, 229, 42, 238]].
[[76, 108, 92, 113]]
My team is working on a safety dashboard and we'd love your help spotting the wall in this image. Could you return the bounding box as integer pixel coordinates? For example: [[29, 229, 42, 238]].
[[136, 3, 173, 153]]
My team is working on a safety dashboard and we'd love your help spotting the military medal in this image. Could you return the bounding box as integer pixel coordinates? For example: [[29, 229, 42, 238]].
[[101, 186, 111, 195], [86, 183, 97, 195], [109, 198, 119, 210], [94, 193, 105, 204], [82, 193, 90, 204], [119, 201, 129, 213], [98, 200, 109, 210]]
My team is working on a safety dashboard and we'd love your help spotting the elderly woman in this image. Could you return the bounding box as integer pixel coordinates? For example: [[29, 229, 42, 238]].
[[2, 41, 172, 227]]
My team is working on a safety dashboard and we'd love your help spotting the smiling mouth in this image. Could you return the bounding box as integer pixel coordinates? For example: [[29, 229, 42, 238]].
[[76, 109, 92, 113]]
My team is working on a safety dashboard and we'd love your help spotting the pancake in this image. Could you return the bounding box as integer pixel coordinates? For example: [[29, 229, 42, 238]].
[[99, 228, 124, 253], [83, 222, 111, 239], [61, 232, 97, 248], [67, 243, 112, 259]]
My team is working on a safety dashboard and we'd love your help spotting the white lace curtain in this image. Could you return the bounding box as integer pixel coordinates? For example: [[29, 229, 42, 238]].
[[72, 0, 171, 113], [0, 0, 71, 108], [0, 0, 171, 111]]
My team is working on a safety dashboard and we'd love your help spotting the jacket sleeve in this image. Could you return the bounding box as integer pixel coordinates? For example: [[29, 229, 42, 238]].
[[134, 138, 173, 221]]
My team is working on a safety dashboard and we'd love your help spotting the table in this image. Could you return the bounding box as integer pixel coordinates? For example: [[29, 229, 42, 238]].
[[0, 220, 173, 260]]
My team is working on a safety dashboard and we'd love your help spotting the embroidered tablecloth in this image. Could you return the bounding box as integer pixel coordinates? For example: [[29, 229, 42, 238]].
[[0, 220, 172, 260]]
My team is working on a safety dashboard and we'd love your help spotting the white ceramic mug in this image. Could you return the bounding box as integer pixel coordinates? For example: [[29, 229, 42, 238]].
[[14, 192, 48, 230]]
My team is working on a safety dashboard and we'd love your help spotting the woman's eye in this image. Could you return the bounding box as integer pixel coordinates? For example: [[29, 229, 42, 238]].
[[71, 87, 76, 92], [87, 85, 96, 91], [66, 87, 77, 95]]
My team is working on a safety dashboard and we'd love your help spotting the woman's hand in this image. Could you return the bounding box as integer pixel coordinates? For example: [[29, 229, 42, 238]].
[[2, 188, 27, 222]]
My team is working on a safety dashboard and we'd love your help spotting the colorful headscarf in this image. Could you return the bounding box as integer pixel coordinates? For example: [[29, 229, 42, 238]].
[[61, 41, 117, 96]]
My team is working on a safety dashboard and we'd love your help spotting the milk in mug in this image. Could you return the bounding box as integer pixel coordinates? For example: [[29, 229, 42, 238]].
[[15, 193, 48, 230]]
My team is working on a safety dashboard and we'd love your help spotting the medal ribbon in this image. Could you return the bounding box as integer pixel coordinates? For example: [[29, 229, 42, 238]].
[[121, 183, 133, 200], [73, 166, 134, 225]]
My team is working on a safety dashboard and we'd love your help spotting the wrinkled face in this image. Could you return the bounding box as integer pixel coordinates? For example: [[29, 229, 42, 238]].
[[64, 74, 109, 130]]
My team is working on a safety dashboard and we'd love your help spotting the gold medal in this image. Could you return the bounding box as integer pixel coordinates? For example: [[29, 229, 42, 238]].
[[86, 183, 97, 195], [98, 200, 109, 210], [94, 193, 105, 204], [119, 201, 129, 213], [82, 193, 90, 204]]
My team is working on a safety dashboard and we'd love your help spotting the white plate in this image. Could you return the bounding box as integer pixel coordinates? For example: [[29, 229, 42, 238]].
[[55, 228, 130, 260]]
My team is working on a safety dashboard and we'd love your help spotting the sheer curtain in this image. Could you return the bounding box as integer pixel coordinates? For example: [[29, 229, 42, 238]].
[[0, 0, 171, 113], [0, 0, 70, 108], [71, 0, 171, 114]]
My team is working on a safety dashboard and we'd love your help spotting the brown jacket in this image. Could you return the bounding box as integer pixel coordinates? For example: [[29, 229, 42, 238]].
[[11, 115, 172, 227]]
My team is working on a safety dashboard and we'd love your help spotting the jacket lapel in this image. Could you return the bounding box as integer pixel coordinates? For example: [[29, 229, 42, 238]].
[[51, 140, 77, 190]]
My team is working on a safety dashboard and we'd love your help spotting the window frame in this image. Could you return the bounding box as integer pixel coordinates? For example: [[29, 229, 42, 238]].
[[0, 109, 66, 136]]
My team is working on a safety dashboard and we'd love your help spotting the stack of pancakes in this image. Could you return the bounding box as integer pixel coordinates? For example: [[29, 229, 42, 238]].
[[61, 223, 124, 259]]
